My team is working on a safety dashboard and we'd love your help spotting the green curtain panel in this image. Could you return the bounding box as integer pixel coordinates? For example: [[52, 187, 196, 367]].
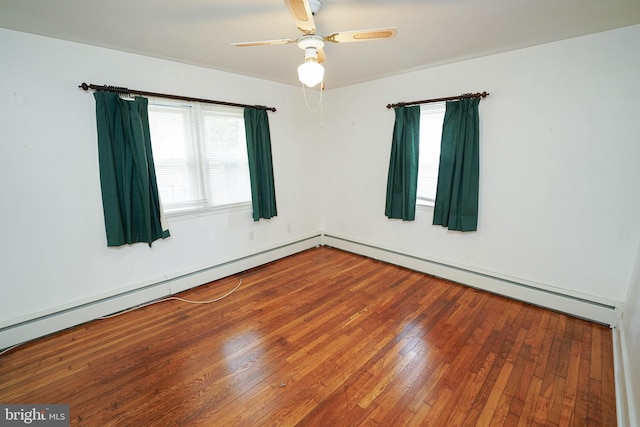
[[244, 108, 277, 221], [432, 98, 480, 231], [385, 106, 420, 220], [93, 91, 170, 246]]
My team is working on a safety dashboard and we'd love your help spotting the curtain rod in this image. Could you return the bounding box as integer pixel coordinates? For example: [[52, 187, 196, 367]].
[[386, 91, 489, 109], [79, 83, 277, 112]]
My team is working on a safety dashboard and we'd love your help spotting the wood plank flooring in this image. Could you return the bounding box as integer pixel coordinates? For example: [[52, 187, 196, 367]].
[[0, 247, 616, 426]]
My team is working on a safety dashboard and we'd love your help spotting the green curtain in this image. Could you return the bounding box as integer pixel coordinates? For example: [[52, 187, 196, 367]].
[[93, 91, 170, 246], [432, 98, 480, 231], [385, 106, 420, 220], [244, 108, 277, 221]]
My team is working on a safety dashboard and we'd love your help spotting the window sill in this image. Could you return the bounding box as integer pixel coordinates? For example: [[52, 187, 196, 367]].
[[416, 201, 435, 211], [165, 202, 252, 221]]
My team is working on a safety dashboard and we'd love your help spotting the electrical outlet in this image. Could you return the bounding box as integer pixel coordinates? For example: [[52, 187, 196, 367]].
[[249, 231, 254, 240]]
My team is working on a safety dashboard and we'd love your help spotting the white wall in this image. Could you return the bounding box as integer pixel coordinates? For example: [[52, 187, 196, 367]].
[[0, 29, 322, 332], [321, 25, 640, 305]]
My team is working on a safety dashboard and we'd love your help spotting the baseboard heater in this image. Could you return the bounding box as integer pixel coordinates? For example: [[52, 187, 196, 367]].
[[0, 234, 322, 349], [321, 233, 621, 327], [1, 232, 621, 349]]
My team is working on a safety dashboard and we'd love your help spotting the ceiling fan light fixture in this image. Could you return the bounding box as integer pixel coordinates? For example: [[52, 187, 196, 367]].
[[298, 47, 324, 87], [298, 58, 324, 88]]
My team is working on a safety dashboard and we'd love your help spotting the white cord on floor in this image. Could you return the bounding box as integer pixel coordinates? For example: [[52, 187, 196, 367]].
[[0, 276, 243, 357], [0, 344, 20, 357], [97, 277, 243, 319]]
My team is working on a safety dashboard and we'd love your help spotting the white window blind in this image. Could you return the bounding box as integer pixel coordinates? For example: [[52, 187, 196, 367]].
[[417, 102, 446, 206], [201, 106, 252, 207], [148, 99, 251, 216]]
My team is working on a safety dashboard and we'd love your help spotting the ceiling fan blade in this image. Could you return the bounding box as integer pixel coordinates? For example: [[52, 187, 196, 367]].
[[231, 38, 297, 47], [317, 48, 326, 64], [324, 27, 397, 44], [284, 0, 316, 34]]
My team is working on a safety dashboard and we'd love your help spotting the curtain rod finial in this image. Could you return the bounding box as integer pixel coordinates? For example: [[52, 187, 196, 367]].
[[254, 105, 277, 112], [79, 82, 90, 90]]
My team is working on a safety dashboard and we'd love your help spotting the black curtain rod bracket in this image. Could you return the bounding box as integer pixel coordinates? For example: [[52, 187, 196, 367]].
[[79, 82, 276, 112], [386, 91, 489, 109]]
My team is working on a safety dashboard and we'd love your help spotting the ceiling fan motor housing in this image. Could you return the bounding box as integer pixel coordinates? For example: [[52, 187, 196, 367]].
[[309, 0, 322, 15], [298, 34, 325, 51]]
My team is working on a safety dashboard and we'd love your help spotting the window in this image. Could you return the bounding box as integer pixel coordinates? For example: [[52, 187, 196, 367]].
[[417, 102, 445, 206], [147, 99, 251, 216]]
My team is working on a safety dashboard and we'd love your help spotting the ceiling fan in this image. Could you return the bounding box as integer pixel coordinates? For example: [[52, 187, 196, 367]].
[[231, 0, 397, 88]]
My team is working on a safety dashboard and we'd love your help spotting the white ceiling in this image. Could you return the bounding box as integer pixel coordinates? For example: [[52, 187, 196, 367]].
[[1, 0, 639, 88]]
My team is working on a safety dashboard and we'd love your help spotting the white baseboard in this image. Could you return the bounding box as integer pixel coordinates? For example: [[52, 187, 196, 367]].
[[613, 322, 638, 427], [0, 234, 322, 349], [321, 233, 621, 326], [1, 232, 622, 348]]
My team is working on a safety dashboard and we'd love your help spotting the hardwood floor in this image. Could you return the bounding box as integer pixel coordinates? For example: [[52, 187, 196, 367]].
[[0, 247, 616, 426]]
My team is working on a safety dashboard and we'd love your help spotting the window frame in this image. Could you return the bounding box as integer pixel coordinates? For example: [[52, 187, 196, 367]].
[[147, 98, 252, 219]]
